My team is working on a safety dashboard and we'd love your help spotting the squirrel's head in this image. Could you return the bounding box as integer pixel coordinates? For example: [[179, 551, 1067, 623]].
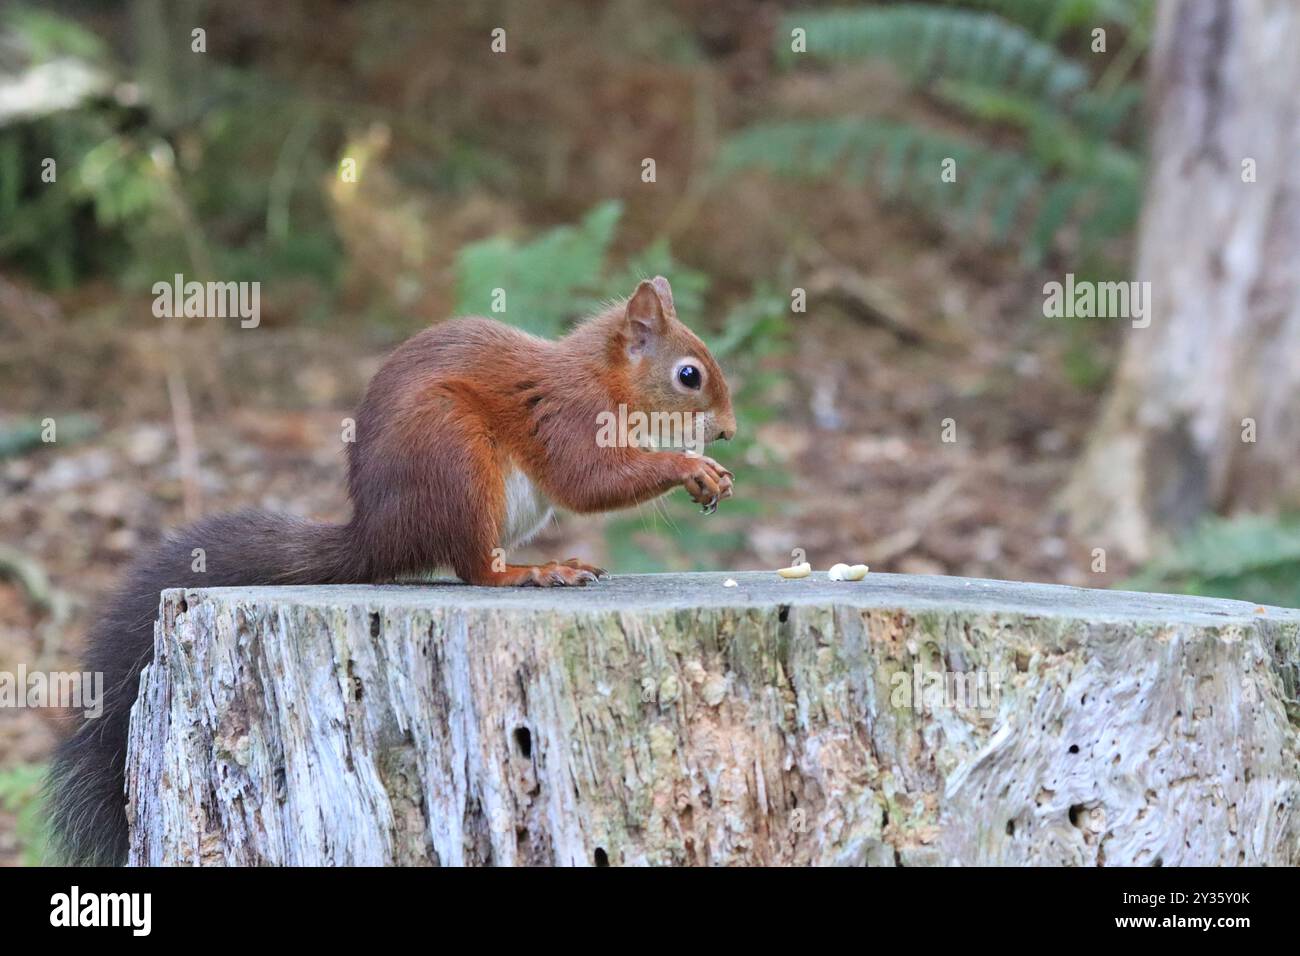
[[615, 276, 737, 444]]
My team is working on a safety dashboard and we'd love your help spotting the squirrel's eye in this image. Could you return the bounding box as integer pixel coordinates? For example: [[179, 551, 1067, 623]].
[[677, 364, 702, 390]]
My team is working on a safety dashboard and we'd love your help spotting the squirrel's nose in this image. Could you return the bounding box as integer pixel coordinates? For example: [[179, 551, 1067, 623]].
[[717, 427, 735, 441]]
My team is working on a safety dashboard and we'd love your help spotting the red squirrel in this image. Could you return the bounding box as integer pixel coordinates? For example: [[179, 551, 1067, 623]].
[[48, 275, 736, 864]]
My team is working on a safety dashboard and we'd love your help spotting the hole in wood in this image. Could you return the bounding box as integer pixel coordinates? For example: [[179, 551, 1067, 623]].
[[514, 726, 532, 759]]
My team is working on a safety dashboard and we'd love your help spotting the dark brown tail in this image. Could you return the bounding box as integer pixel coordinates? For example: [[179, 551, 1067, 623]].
[[46, 509, 357, 865]]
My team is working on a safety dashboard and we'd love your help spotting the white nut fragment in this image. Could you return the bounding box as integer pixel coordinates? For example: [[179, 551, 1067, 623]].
[[777, 562, 812, 579], [723, 578, 738, 588], [827, 562, 868, 581]]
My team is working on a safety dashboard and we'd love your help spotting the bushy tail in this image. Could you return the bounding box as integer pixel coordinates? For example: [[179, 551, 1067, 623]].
[[46, 509, 355, 865]]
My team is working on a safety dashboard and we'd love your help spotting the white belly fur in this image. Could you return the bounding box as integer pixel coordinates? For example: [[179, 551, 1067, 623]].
[[501, 465, 555, 549]]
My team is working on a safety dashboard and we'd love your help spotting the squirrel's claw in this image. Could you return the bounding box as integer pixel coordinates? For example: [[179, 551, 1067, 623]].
[[682, 454, 732, 514], [559, 557, 608, 581]]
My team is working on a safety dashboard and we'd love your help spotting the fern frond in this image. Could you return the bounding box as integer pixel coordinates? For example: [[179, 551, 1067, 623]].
[[933, 78, 1141, 145], [930, 0, 1154, 38], [454, 201, 623, 336], [454, 203, 716, 336], [780, 6, 1088, 106], [719, 117, 1137, 264], [574, 238, 710, 319], [1073, 83, 1144, 137]]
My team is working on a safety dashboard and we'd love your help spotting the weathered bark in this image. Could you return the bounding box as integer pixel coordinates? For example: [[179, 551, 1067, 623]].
[[1064, 0, 1300, 560], [126, 572, 1300, 866]]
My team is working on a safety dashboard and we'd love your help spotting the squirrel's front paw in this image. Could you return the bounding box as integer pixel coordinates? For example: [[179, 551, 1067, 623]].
[[680, 454, 734, 515]]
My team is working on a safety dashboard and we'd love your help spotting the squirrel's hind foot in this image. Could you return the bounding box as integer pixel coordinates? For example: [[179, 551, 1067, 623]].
[[524, 558, 609, 586], [470, 558, 608, 587]]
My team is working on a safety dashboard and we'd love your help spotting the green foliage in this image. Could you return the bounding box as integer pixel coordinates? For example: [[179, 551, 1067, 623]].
[[724, 2, 1149, 266], [0, 116, 185, 286], [3, 7, 105, 61], [575, 237, 710, 321], [0, 763, 51, 866], [453, 202, 716, 338], [454, 203, 611, 329], [1125, 516, 1300, 609], [931, 0, 1153, 42], [723, 117, 1135, 260], [0, 7, 151, 285], [778, 5, 1089, 103], [0, 414, 98, 458], [454, 202, 624, 337], [0, 7, 344, 294]]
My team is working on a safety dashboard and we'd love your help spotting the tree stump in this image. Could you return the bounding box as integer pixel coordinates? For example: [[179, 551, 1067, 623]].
[[126, 572, 1300, 865]]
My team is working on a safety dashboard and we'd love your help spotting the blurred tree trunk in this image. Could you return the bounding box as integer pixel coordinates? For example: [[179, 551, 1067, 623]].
[[1064, 0, 1300, 561]]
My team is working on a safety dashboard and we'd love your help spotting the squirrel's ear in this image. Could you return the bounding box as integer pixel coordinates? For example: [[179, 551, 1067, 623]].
[[625, 279, 668, 358], [650, 276, 675, 314]]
